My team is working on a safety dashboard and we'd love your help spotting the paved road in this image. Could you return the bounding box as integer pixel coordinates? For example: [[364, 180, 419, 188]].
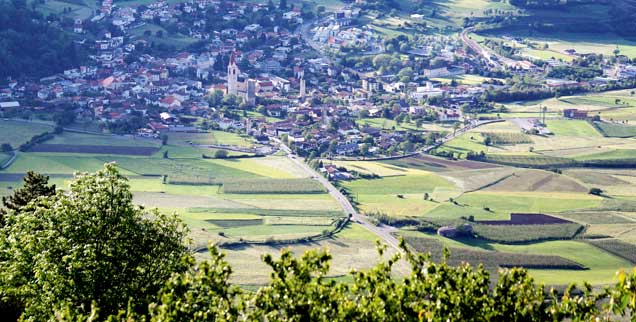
[[273, 138, 402, 251], [422, 119, 504, 153]]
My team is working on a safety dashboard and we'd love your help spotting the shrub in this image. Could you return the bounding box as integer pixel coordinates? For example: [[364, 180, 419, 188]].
[[589, 187, 603, 196], [214, 149, 229, 159], [1, 143, 13, 152]]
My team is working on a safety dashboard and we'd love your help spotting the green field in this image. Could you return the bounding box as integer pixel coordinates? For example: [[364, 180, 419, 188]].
[[545, 120, 601, 137], [4, 108, 636, 286], [0, 126, 346, 261], [0, 120, 53, 148], [130, 24, 197, 49], [48, 132, 159, 147], [340, 143, 636, 285], [167, 131, 255, 148], [29, 0, 96, 20], [593, 122, 636, 138]]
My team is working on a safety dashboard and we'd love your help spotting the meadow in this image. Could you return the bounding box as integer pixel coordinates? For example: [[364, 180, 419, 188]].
[[335, 149, 636, 285], [167, 131, 255, 147], [593, 122, 636, 138], [0, 128, 348, 270], [0, 120, 54, 148]]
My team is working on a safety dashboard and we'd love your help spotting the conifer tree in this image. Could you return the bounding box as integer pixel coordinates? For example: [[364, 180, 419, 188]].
[[0, 171, 56, 225]]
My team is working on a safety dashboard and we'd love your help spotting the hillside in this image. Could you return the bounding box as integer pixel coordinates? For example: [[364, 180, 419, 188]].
[[0, 0, 86, 80], [493, 0, 636, 38]]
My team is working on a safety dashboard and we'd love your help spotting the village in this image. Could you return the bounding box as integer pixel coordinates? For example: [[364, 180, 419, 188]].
[[2, 0, 636, 161]]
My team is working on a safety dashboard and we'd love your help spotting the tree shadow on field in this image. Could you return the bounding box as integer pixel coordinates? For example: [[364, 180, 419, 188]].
[[322, 236, 349, 248]]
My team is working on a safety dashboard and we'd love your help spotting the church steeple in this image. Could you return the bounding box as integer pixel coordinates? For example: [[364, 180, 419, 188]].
[[227, 52, 239, 96], [299, 69, 306, 100]]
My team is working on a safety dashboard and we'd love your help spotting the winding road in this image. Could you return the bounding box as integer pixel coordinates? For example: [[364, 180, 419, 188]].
[[273, 138, 402, 251]]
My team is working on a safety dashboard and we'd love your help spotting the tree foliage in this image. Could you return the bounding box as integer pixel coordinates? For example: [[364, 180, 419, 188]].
[[0, 164, 192, 320], [0, 171, 55, 225], [92, 242, 636, 322], [0, 0, 86, 79]]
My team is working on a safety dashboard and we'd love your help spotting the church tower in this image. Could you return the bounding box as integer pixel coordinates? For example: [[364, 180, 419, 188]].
[[299, 70, 306, 100], [227, 53, 239, 96]]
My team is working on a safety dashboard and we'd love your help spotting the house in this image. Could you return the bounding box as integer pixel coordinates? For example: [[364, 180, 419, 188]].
[[148, 122, 169, 133], [159, 96, 182, 110], [422, 67, 451, 78], [0, 101, 20, 109], [321, 164, 353, 180], [439, 110, 461, 122], [362, 78, 381, 92], [563, 109, 588, 120], [335, 143, 358, 155]]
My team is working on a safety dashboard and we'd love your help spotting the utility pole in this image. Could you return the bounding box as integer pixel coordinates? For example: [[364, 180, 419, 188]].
[[542, 105, 547, 125]]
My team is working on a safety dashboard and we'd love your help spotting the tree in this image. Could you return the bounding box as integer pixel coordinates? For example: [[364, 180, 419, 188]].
[[398, 67, 413, 81], [148, 245, 239, 321], [214, 149, 229, 159], [0, 164, 191, 320], [0, 171, 56, 225], [132, 242, 636, 322], [589, 187, 603, 196], [0, 143, 12, 152], [279, 0, 287, 10]]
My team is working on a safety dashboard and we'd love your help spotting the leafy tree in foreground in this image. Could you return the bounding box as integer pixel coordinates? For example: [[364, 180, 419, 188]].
[[0, 171, 56, 225], [0, 164, 192, 320], [91, 243, 635, 322]]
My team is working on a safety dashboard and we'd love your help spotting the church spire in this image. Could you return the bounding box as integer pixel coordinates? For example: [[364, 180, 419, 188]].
[[227, 52, 239, 96]]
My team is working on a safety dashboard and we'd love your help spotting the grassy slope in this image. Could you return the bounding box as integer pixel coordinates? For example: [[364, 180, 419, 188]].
[[0, 120, 53, 147]]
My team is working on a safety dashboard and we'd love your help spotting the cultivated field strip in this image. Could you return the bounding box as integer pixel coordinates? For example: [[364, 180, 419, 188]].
[[403, 236, 585, 270]]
